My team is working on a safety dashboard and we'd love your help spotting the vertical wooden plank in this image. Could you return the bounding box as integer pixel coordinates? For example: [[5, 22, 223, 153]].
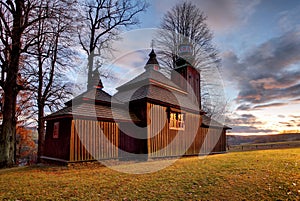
[[80, 120, 83, 160], [82, 120, 85, 160], [98, 121, 100, 159], [79, 120, 82, 161], [100, 121, 103, 159], [74, 120, 78, 161], [69, 120, 74, 162], [106, 122, 109, 158], [75, 120, 79, 161], [147, 103, 151, 157], [88, 120, 92, 160], [111, 122, 114, 157], [92, 120, 95, 160], [116, 123, 119, 158]]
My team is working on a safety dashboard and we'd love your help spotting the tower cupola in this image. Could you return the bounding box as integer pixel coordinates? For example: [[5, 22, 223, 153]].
[[144, 49, 160, 71]]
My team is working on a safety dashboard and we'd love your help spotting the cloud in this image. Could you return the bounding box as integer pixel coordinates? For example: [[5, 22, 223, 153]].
[[236, 104, 252, 111], [223, 28, 300, 108], [193, 0, 261, 32], [278, 116, 300, 128], [253, 102, 288, 109], [228, 113, 264, 125], [279, 122, 293, 127], [291, 98, 300, 103], [278, 5, 300, 32], [226, 113, 271, 134]]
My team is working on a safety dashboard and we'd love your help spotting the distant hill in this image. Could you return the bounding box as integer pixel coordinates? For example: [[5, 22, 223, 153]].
[[227, 133, 300, 146]]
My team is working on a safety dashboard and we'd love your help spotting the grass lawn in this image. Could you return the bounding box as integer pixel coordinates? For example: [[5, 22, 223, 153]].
[[0, 148, 299, 200]]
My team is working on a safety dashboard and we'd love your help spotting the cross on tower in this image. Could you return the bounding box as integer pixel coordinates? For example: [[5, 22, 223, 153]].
[[151, 39, 155, 49]]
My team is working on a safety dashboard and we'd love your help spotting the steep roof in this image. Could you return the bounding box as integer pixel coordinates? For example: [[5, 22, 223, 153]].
[[114, 68, 202, 113], [46, 83, 128, 121], [65, 88, 121, 107], [114, 84, 200, 112], [44, 102, 138, 122], [116, 68, 183, 92]]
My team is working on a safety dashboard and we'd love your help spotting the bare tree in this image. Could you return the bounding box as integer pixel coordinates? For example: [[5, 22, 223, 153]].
[[78, 0, 148, 89], [156, 1, 220, 70], [23, 0, 77, 162], [0, 0, 49, 168], [155, 1, 226, 116]]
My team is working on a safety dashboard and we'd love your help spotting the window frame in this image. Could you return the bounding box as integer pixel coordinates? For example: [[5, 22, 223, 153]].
[[169, 111, 185, 130]]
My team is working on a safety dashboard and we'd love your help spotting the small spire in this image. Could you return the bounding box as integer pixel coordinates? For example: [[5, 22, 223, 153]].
[[145, 49, 160, 71], [151, 39, 155, 49]]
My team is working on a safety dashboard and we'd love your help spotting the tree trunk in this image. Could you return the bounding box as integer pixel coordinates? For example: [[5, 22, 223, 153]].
[[87, 53, 94, 89], [0, 92, 17, 167], [37, 104, 45, 163], [0, 47, 19, 168], [0, 0, 24, 168]]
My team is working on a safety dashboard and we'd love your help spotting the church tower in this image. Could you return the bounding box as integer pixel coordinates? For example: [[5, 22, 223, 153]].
[[171, 42, 201, 108]]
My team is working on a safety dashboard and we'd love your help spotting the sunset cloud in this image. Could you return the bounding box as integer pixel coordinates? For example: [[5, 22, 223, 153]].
[[194, 0, 261, 32], [150, 0, 261, 33], [253, 102, 288, 109], [223, 28, 300, 109], [226, 113, 274, 134]]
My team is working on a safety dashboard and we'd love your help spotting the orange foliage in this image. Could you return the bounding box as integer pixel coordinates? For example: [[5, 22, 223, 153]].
[[16, 126, 37, 165]]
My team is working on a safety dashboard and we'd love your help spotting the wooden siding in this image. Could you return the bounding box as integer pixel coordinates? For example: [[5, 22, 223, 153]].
[[69, 119, 119, 162], [147, 103, 226, 158], [199, 127, 226, 154]]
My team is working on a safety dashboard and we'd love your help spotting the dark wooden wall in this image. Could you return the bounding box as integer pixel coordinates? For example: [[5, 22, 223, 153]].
[[44, 118, 72, 160], [118, 122, 148, 160]]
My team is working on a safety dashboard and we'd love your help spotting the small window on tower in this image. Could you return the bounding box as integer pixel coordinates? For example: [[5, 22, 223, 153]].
[[169, 112, 185, 130]]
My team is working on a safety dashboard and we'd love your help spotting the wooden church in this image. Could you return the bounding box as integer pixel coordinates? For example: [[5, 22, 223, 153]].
[[42, 49, 230, 163]]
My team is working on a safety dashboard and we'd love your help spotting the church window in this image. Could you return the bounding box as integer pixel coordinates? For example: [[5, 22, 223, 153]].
[[169, 112, 185, 130]]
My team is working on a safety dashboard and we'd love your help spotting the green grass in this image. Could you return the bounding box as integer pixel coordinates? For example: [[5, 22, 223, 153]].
[[0, 148, 299, 200]]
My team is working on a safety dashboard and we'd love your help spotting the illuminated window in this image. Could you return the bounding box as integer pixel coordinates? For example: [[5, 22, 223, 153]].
[[169, 112, 185, 130]]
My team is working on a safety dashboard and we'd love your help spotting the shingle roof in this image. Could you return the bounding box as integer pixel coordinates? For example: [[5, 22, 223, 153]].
[[114, 70, 201, 113], [45, 102, 138, 122], [65, 88, 121, 107], [116, 68, 183, 92]]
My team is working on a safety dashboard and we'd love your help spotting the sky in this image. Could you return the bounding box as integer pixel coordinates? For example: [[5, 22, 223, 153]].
[[72, 0, 300, 135]]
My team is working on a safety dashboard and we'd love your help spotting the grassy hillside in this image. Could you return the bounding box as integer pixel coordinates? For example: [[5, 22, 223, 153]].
[[0, 148, 299, 200]]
